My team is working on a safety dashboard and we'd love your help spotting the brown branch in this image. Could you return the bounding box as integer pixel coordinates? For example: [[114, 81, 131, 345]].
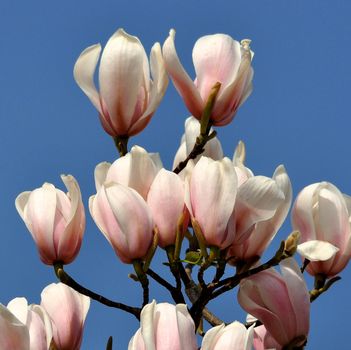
[[54, 263, 141, 319], [146, 268, 185, 304]]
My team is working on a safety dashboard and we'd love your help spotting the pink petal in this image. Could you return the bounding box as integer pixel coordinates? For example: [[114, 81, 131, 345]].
[[56, 175, 85, 264], [147, 170, 185, 247], [186, 157, 237, 247], [23, 184, 57, 263], [280, 258, 310, 339]]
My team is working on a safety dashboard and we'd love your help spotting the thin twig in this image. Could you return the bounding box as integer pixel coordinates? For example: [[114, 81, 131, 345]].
[[146, 268, 185, 304], [54, 263, 141, 319]]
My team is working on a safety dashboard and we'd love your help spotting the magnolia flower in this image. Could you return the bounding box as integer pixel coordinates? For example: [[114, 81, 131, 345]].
[[94, 145, 162, 200], [89, 183, 154, 263], [226, 174, 285, 245], [163, 30, 253, 126], [74, 28, 168, 137], [292, 182, 351, 276], [185, 156, 238, 248], [41, 283, 90, 350], [6, 298, 53, 350], [201, 321, 254, 350], [238, 258, 310, 348], [229, 165, 292, 261], [15, 175, 85, 265], [0, 304, 30, 350], [147, 169, 187, 248], [128, 301, 198, 350]]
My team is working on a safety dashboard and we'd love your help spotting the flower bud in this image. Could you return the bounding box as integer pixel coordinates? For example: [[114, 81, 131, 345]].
[[40, 283, 90, 350], [15, 175, 85, 265], [89, 183, 154, 263], [147, 169, 187, 248], [128, 301, 198, 350]]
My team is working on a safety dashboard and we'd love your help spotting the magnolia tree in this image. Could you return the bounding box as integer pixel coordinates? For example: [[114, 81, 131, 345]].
[[1, 27, 350, 350]]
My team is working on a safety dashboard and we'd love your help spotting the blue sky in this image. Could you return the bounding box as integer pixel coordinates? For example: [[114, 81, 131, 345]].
[[1, 0, 350, 348]]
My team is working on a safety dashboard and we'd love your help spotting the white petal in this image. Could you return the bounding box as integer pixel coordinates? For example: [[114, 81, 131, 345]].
[[129, 42, 168, 135], [162, 29, 203, 117], [15, 192, 31, 221], [297, 240, 339, 261], [7, 298, 28, 325], [73, 44, 102, 113], [201, 324, 225, 349], [233, 140, 246, 165], [140, 301, 156, 350], [94, 162, 111, 192]]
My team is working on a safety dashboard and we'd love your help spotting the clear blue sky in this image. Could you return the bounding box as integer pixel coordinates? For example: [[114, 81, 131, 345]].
[[1, 0, 350, 348]]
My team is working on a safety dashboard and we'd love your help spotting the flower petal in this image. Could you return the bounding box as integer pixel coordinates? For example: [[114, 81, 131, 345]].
[[129, 43, 169, 136], [73, 43, 102, 114], [163, 29, 203, 118], [297, 240, 339, 261], [94, 162, 111, 192], [280, 258, 310, 339], [57, 175, 85, 264]]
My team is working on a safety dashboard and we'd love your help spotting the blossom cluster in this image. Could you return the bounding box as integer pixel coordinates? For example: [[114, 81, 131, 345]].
[[2, 27, 351, 349]]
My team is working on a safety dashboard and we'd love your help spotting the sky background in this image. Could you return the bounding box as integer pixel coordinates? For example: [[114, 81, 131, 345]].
[[1, 0, 350, 348]]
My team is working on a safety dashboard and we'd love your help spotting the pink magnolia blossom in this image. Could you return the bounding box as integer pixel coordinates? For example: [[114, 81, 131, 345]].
[[74, 28, 168, 137], [89, 183, 154, 263], [40, 283, 90, 350], [238, 258, 310, 348], [15, 175, 85, 265], [0, 304, 30, 350], [94, 145, 162, 200], [292, 182, 351, 276], [229, 165, 292, 261], [185, 156, 238, 249], [200, 321, 254, 350], [128, 301, 198, 350], [226, 174, 285, 246], [163, 30, 253, 126], [147, 169, 187, 248], [7, 298, 53, 350]]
